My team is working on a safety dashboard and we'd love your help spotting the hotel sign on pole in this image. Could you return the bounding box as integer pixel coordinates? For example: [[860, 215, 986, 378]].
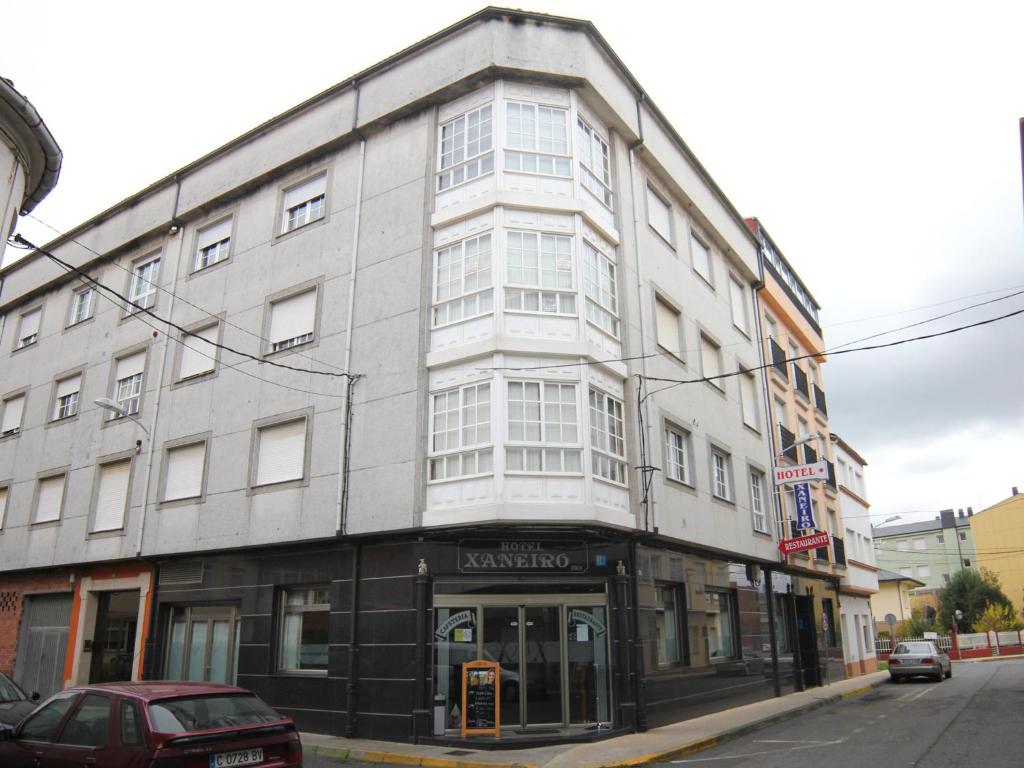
[[773, 461, 827, 485]]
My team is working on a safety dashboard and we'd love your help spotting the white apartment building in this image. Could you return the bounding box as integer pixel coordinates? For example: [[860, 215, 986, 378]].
[[0, 9, 847, 744]]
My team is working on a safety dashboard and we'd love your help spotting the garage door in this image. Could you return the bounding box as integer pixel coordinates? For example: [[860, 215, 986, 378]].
[[14, 593, 72, 699]]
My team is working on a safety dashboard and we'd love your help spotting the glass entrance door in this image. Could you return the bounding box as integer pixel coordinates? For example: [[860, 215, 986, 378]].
[[435, 594, 609, 731], [523, 607, 562, 726]]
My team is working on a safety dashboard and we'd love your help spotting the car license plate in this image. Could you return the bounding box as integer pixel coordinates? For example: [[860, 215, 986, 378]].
[[210, 747, 263, 767]]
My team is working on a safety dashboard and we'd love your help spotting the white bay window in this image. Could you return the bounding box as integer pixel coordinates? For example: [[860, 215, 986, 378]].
[[506, 381, 580, 473], [505, 102, 570, 176], [577, 117, 612, 207], [438, 105, 494, 190], [504, 231, 575, 315], [583, 242, 619, 337], [433, 234, 493, 326], [429, 382, 492, 481], [589, 388, 626, 484]]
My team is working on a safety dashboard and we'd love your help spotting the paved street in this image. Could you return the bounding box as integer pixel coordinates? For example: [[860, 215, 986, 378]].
[[300, 659, 1024, 768], [657, 659, 1024, 768]]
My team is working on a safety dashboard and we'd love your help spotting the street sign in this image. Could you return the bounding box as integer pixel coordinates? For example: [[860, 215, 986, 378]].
[[793, 483, 816, 529], [773, 461, 827, 485], [778, 531, 830, 556]]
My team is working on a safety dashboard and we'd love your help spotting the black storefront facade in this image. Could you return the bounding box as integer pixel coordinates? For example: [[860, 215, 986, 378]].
[[143, 526, 845, 744]]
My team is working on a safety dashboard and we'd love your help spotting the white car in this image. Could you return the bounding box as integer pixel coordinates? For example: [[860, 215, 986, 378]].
[[888, 641, 952, 682]]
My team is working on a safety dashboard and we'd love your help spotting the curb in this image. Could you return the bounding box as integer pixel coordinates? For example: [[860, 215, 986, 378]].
[[306, 677, 889, 768]]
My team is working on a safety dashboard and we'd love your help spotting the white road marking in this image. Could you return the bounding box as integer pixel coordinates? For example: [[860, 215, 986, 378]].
[[672, 738, 846, 762]]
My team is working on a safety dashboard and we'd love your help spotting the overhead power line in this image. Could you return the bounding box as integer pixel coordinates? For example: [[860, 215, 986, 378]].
[[13, 235, 353, 381]]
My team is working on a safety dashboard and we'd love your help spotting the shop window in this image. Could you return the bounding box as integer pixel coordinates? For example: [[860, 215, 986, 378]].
[[707, 590, 737, 660], [165, 606, 240, 685], [433, 607, 477, 730], [279, 587, 329, 674], [650, 585, 682, 668]]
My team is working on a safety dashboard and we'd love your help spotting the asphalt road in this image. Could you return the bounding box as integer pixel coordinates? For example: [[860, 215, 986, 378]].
[[659, 659, 1024, 768], [301, 659, 1024, 768]]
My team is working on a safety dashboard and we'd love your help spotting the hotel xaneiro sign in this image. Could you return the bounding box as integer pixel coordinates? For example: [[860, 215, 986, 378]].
[[458, 540, 588, 573]]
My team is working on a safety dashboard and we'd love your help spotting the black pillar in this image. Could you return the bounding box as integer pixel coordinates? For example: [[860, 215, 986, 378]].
[[764, 569, 781, 697], [613, 570, 636, 729], [411, 567, 432, 742]]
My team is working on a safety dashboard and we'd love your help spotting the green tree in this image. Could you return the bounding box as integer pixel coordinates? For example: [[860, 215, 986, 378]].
[[937, 568, 1014, 630], [897, 609, 935, 637], [972, 603, 1023, 632]]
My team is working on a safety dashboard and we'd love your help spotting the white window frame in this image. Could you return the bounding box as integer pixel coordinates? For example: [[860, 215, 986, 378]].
[[589, 387, 626, 485], [280, 173, 327, 235], [690, 233, 712, 285], [111, 351, 146, 420], [504, 101, 571, 177], [14, 306, 42, 349], [69, 287, 95, 326], [1, 393, 26, 437], [267, 288, 318, 354], [750, 469, 768, 532], [433, 233, 494, 327], [0, 485, 7, 529], [583, 241, 619, 337], [711, 448, 732, 501], [428, 382, 493, 482], [739, 368, 759, 430], [278, 586, 330, 675], [438, 104, 494, 191], [52, 374, 82, 421], [664, 426, 691, 486], [577, 116, 612, 207], [193, 217, 233, 272], [505, 380, 581, 474], [126, 254, 160, 314], [504, 231, 576, 316]]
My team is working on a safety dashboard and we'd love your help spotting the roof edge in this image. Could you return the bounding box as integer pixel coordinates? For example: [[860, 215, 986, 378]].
[[0, 76, 62, 214]]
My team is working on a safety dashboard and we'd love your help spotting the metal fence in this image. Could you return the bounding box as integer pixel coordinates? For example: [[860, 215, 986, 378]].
[[875, 634, 953, 655]]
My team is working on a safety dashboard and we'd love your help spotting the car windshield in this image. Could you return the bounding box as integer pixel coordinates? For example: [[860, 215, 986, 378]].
[[0, 673, 25, 703], [148, 694, 283, 733], [894, 642, 935, 655]]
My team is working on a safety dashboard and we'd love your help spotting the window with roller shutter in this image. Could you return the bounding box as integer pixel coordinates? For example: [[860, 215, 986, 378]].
[[177, 324, 219, 381], [34, 474, 66, 524], [111, 350, 146, 418], [15, 307, 42, 350], [267, 289, 317, 353], [52, 374, 82, 421], [91, 459, 131, 533], [279, 173, 327, 234], [1, 393, 26, 436], [192, 217, 232, 272], [252, 417, 308, 489], [162, 442, 207, 502], [0, 486, 8, 529]]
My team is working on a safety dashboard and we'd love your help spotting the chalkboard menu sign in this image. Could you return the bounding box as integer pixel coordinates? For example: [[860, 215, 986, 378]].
[[461, 660, 500, 737]]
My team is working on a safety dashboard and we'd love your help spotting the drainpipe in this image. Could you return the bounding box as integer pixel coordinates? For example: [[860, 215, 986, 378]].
[[134, 176, 185, 556], [626, 95, 657, 534], [337, 81, 366, 536]]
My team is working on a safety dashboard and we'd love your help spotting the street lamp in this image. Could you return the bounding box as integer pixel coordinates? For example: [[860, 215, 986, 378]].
[[952, 609, 964, 661], [93, 397, 150, 435]]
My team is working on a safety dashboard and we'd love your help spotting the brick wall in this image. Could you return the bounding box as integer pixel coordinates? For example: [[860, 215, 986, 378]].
[[0, 571, 74, 677]]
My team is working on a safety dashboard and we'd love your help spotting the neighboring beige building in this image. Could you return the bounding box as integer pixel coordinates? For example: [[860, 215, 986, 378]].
[[872, 568, 924, 636], [971, 487, 1024, 614], [0, 76, 61, 258]]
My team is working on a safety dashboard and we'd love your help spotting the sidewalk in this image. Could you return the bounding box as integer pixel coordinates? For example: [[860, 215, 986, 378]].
[[302, 671, 889, 768]]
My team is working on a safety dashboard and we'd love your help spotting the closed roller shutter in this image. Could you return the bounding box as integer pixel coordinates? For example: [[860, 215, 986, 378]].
[[93, 460, 131, 532], [256, 419, 306, 486]]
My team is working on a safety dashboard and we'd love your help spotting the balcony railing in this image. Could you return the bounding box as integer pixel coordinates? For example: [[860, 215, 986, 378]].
[[770, 339, 788, 379], [833, 535, 847, 565], [814, 545, 830, 562], [804, 445, 817, 464], [779, 425, 798, 463], [813, 384, 828, 415], [826, 460, 837, 490], [793, 365, 809, 398]]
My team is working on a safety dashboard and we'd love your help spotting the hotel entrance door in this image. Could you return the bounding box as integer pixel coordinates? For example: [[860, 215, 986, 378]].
[[435, 595, 610, 731]]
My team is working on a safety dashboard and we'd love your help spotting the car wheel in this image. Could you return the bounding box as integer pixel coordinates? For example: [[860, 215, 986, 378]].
[[890, 674, 900, 683], [934, 668, 944, 682], [945, 666, 952, 679]]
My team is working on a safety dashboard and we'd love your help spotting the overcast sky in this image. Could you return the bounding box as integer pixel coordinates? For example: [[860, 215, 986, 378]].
[[3, 1, 1022, 522]]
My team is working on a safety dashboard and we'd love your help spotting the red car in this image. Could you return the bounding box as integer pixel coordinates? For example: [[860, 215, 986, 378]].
[[0, 681, 302, 767]]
